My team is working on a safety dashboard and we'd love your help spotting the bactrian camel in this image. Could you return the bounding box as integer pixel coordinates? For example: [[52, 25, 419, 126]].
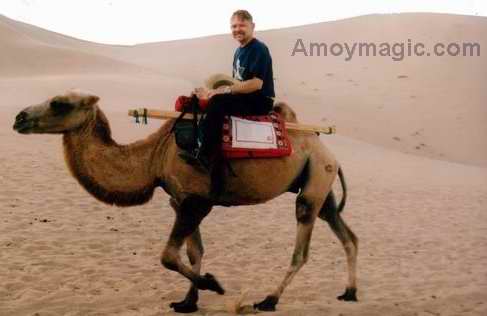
[[13, 89, 358, 313]]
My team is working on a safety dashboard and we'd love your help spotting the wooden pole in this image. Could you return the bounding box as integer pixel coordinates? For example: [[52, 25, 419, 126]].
[[128, 108, 336, 135]]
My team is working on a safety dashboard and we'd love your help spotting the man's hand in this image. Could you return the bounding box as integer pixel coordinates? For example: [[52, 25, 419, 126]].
[[192, 87, 210, 100], [208, 86, 228, 99]]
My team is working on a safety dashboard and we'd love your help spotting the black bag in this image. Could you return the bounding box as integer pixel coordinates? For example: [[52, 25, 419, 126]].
[[172, 95, 203, 152], [174, 120, 198, 151]]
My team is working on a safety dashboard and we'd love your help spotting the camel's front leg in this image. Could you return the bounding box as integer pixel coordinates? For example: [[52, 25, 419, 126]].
[[169, 228, 204, 313], [161, 196, 224, 299]]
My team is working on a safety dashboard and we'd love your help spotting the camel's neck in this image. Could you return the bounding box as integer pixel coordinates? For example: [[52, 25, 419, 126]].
[[62, 107, 166, 206]]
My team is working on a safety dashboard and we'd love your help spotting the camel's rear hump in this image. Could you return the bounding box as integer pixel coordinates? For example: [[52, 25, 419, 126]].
[[273, 101, 298, 123]]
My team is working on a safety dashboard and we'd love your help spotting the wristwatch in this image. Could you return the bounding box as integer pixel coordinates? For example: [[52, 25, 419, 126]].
[[223, 86, 232, 94]]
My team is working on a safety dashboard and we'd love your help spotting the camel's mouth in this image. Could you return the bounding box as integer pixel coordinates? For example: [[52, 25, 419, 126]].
[[13, 111, 36, 134], [13, 120, 33, 134]]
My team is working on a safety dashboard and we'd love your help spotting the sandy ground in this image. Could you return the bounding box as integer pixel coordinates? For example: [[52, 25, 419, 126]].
[[1, 12, 487, 316]]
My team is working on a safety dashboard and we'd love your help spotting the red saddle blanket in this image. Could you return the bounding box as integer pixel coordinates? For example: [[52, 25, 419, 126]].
[[221, 112, 292, 159], [174, 95, 292, 159]]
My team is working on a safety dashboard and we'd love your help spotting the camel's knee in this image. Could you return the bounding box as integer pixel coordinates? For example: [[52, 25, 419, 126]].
[[295, 195, 316, 224], [343, 241, 357, 254], [290, 256, 307, 271], [161, 250, 179, 271], [291, 249, 309, 269]]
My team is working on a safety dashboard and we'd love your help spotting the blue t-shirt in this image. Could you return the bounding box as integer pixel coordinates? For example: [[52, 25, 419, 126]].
[[232, 38, 275, 98]]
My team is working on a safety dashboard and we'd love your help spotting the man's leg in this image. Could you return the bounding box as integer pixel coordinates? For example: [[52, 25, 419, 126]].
[[179, 94, 243, 169], [179, 93, 272, 169], [199, 93, 273, 154], [198, 94, 249, 158]]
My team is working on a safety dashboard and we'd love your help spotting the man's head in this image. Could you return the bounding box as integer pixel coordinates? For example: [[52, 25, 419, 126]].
[[230, 10, 255, 46]]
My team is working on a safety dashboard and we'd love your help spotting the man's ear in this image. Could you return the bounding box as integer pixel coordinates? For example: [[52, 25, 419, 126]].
[[83, 95, 100, 107]]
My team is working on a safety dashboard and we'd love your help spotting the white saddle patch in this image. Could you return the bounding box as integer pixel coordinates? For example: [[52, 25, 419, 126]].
[[231, 116, 278, 149]]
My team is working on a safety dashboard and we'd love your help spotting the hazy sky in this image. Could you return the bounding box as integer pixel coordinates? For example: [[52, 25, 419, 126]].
[[0, 0, 485, 45]]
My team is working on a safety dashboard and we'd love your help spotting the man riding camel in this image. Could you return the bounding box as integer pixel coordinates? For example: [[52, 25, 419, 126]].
[[179, 9, 275, 170]]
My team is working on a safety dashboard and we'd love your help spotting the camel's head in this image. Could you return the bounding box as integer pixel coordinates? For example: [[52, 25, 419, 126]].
[[13, 90, 100, 134]]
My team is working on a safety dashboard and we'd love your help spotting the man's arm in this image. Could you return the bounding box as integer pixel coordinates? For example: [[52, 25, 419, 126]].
[[229, 77, 263, 94], [207, 77, 262, 98]]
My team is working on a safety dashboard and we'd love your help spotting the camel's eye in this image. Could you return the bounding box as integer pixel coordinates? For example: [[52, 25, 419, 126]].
[[50, 100, 74, 115]]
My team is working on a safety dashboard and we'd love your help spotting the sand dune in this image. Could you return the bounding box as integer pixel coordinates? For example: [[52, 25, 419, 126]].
[[2, 13, 486, 165], [0, 12, 486, 316], [0, 15, 157, 77]]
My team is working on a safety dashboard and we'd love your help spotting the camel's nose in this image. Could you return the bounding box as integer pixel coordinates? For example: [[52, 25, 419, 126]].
[[15, 111, 28, 122]]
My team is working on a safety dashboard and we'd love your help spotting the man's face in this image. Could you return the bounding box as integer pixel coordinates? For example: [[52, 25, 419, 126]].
[[230, 16, 254, 44]]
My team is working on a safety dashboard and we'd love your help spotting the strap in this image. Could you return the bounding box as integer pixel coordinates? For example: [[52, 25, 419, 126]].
[[143, 108, 148, 124], [169, 104, 189, 134], [133, 110, 139, 124], [191, 95, 199, 148]]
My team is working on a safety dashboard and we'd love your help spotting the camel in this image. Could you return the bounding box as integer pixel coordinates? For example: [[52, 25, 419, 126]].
[[12, 89, 358, 313]]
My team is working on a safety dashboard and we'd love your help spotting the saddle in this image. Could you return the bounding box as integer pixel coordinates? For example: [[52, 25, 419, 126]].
[[172, 95, 292, 159]]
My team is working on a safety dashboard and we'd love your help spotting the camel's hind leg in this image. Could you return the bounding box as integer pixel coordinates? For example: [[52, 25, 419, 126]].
[[169, 228, 204, 313], [254, 188, 326, 312], [319, 191, 359, 301]]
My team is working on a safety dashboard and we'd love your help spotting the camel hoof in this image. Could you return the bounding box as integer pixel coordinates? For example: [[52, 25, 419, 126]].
[[197, 273, 225, 295], [253, 295, 279, 312], [169, 301, 198, 313], [337, 287, 358, 302]]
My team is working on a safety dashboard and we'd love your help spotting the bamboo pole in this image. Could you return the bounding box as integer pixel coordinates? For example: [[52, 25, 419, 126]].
[[128, 108, 336, 135]]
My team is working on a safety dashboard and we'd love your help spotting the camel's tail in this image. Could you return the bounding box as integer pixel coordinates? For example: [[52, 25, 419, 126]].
[[318, 166, 347, 221]]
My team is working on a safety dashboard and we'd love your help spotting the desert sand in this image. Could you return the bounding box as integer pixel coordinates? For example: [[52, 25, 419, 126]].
[[1, 12, 486, 316]]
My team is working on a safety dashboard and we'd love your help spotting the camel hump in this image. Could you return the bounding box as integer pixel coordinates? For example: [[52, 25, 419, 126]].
[[273, 101, 298, 123], [205, 73, 238, 89]]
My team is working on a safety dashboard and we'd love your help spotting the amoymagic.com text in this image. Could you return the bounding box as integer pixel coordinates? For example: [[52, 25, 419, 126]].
[[291, 38, 481, 61]]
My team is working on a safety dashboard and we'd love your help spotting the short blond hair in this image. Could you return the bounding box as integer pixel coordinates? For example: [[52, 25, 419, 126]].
[[231, 10, 253, 22]]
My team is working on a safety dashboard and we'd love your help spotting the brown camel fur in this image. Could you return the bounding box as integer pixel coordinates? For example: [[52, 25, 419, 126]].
[[13, 89, 358, 313]]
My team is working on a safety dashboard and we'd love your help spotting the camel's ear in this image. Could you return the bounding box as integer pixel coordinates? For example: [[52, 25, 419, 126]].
[[82, 95, 100, 107]]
